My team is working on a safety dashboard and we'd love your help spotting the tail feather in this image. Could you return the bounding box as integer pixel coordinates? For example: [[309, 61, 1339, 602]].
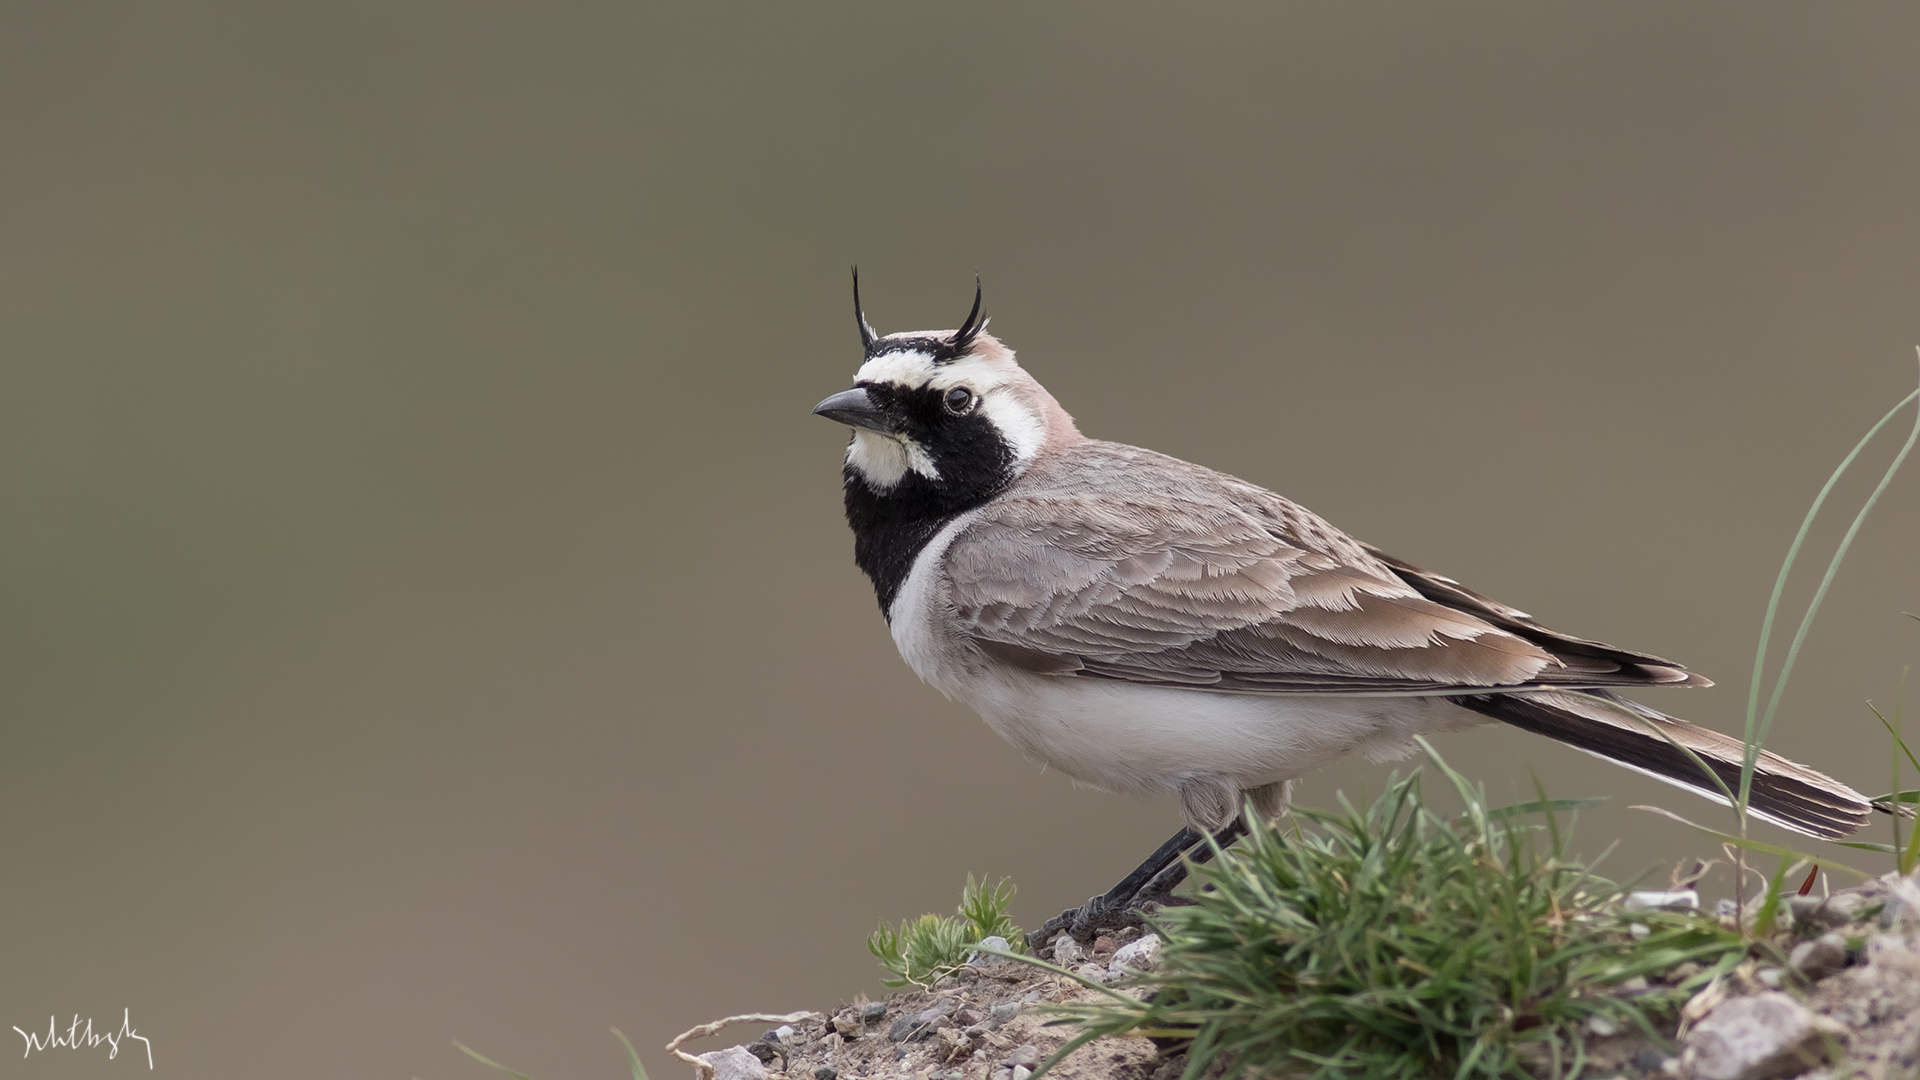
[[1457, 689, 1873, 841]]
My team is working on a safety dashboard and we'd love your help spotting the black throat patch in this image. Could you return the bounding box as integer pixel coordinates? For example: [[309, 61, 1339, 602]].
[[840, 383, 1020, 617]]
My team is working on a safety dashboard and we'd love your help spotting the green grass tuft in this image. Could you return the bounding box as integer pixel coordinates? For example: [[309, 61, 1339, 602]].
[[868, 874, 1023, 988], [1046, 744, 1743, 1080]]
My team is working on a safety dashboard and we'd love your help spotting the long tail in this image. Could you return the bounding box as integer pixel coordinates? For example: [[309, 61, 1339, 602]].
[[1456, 688, 1873, 840]]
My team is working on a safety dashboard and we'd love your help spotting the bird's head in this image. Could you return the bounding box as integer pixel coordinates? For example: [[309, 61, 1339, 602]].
[[812, 272, 1080, 501]]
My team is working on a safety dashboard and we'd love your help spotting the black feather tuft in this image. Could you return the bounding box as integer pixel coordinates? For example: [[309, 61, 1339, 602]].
[[948, 275, 984, 357], [852, 266, 877, 351], [860, 277, 990, 364]]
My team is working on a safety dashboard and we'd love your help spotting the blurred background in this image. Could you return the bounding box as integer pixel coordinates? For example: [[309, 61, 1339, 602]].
[[4, 3, 1918, 1078]]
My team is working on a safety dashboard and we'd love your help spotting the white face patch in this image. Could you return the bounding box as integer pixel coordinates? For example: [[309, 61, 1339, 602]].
[[846, 428, 940, 491], [851, 345, 1050, 468]]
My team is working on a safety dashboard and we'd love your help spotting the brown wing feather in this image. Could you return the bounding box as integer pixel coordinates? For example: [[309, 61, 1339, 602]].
[[947, 441, 1708, 694], [1361, 543, 1710, 688]]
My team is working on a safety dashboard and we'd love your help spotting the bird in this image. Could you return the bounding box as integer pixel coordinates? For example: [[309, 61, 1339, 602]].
[[812, 273, 1873, 944]]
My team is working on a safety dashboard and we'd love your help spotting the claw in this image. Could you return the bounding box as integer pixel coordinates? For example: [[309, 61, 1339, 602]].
[[1024, 820, 1248, 953]]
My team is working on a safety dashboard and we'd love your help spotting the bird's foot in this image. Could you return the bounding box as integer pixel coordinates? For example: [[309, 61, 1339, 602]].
[[1026, 893, 1146, 951], [1025, 822, 1242, 954], [1026, 885, 1199, 953]]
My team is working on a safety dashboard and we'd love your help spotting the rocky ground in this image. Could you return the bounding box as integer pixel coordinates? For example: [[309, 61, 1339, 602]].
[[670, 873, 1920, 1080]]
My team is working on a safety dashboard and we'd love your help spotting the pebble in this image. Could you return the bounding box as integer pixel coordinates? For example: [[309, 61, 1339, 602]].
[[1108, 934, 1161, 980], [813, 1069, 838, 1080], [954, 1007, 985, 1027], [861, 1002, 889, 1023], [968, 935, 1017, 972], [1666, 961, 1705, 985], [1006, 1044, 1041, 1067], [988, 1002, 1021, 1028], [1788, 932, 1849, 982], [1632, 1049, 1673, 1073], [1681, 992, 1844, 1080], [1587, 1014, 1619, 1037], [1821, 892, 1869, 927], [1074, 962, 1110, 985], [1787, 894, 1826, 933], [830, 1015, 862, 1039], [695, 1046, 770, 1080], [1012, 1068, 1032, 1080], [1049, 933, 1086, 966]]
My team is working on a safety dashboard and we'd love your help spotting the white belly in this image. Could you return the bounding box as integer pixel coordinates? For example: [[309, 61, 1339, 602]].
[[949, 663, 1481, 796]]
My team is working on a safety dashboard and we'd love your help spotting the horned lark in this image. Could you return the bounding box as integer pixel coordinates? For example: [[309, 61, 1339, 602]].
[[814, 275, 1872, 941]]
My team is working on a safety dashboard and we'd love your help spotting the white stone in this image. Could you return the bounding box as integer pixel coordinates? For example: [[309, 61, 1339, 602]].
[[1074, 961, 1110, 985], [968, 935, 1017, 972], [1788, 933, 1848, 982], [696, 1046, 770, 1080], [1682, 992, 1844, 1080], [1108, 934, 1162, 979], [1049, 932, 1086, 967]]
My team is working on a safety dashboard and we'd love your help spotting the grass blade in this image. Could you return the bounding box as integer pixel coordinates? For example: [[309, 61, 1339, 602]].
[[610, 1028, 650, 1080], [455, 1042, 540, 1080], [1741, 357, 1920, 812], [1630, 805, 1868, 880]]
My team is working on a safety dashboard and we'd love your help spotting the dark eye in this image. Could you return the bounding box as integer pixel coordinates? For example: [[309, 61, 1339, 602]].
[[943, 387, 976, 415]]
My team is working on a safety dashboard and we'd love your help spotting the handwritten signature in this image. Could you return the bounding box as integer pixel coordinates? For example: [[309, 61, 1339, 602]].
[[12, 1010, 152, 1069]]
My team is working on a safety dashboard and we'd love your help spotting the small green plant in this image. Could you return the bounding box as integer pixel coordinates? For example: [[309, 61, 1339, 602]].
[[868, 874, 1023, 987], [1044, 744, 1743, 1080]]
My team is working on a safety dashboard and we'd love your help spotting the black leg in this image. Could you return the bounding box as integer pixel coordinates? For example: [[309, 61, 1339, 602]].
[[1134, 818, 1246, 904], [1025, 820, 1248, 950]]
